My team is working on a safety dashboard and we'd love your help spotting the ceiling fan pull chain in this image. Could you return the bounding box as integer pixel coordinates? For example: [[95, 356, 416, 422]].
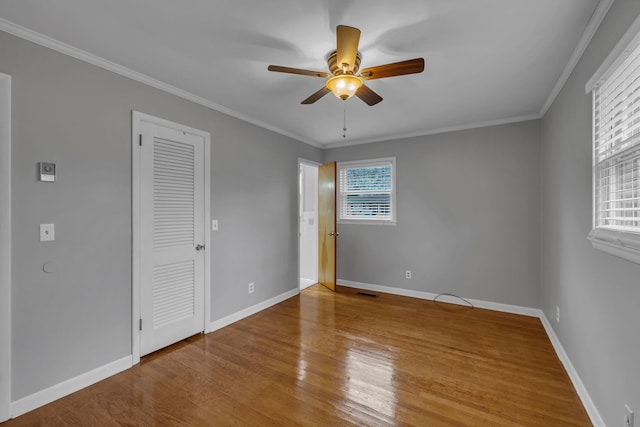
[[343, 102, 347, 138]]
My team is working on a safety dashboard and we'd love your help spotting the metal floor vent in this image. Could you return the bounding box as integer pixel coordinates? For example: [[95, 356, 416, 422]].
[[356, 292, 378, 298]]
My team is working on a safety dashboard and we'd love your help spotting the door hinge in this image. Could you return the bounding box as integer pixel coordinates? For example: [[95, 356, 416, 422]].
[[139, 319, 142, 331], [139, 134, 142, 146]]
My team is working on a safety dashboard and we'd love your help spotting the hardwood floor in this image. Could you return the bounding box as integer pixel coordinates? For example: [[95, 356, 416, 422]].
[[4, 285, 591, 426]]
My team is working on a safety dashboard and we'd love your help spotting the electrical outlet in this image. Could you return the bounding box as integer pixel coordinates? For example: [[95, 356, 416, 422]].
[[625, 404, 634, 427], [248, 282, 254, 294], [556, 306, 560, 323], [405, 270, 412, 279]]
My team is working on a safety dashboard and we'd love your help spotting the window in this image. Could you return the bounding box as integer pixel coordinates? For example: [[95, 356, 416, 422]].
[[587, 24, 640, 263], [338, 157, 396, 224]]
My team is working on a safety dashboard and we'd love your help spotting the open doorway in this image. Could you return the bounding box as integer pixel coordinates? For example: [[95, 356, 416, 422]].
[[299, 160, 319, 290]]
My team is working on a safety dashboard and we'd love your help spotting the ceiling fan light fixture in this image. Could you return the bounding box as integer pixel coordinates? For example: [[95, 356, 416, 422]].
[[326, 75, 362, 100], [268, 26, 423, 106]]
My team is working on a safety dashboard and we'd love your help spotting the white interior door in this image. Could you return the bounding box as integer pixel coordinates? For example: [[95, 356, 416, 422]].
[[139, 119, 206, 356]]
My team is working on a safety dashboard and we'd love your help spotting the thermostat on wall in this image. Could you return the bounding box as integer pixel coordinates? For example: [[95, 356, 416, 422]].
[[39, 162, 56, 182]]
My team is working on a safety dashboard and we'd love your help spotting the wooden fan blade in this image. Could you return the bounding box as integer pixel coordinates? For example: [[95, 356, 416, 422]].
[[301, 87, 331, 104], [359, 58, 425, 80], [355, 84, 383, 106], [336, 25, 361, 73], [268, 65, 329, 78]]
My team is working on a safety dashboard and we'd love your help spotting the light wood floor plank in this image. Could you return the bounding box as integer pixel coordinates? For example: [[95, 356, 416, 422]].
[[3, 285, 591, 426]]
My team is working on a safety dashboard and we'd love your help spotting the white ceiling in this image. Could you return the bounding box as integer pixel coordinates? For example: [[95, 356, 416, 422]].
[[0, 0, 602, 147]]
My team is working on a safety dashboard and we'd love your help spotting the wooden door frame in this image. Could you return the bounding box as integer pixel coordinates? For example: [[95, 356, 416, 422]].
[[0, 73, 11, 422], [131, 111, 211, 364], [297, 158, 321, 292]]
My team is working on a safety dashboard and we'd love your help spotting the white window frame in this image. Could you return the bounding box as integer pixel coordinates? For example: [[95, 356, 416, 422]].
[[337, 157, 397, 225], [586, 16, 640, 265]]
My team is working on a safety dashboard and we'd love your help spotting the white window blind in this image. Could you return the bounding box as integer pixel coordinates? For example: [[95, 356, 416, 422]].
[[338, 158, 396, 224], [589, 27, 640, 263]]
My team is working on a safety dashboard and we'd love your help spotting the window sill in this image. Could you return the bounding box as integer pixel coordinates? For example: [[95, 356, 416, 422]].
[[338, 219, 396, 226], [587, 228, 640, 265]]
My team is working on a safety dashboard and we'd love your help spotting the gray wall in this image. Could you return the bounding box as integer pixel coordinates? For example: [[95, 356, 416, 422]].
[[1, 31, 321, 400], [540, 1, 640, 425], [5, 2, 640, 421], [324, 120, 541, 308]]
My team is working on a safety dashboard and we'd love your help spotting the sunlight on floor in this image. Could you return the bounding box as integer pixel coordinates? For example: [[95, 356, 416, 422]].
[[344, 346, 398, 419]]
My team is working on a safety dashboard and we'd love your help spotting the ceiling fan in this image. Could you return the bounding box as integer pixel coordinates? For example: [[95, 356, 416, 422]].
[[268, 25, 425, 106]]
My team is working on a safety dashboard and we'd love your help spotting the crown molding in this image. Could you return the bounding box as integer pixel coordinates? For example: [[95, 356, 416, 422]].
[[585, 12, 640, 93], [0, 18, 322, 148], [0, 0, 613, 150], [539, 0, 614, 116], [320, 113, 541, 149]]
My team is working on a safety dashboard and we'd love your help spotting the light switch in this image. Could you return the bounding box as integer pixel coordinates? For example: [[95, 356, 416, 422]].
[[211, 219, 218, 231], [40, 224, 55, 241]]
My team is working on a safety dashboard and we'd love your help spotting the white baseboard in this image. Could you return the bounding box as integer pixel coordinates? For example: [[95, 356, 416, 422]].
[[7, 283, 604, 427], [299, 278, 316, 290], [539, 314, 606, 427], [8, 289, 300, 419], [338, 278, 604, 427], [209, 288, 299, 332], [10, 355, 132, 418], [337, 279, 540, 317]]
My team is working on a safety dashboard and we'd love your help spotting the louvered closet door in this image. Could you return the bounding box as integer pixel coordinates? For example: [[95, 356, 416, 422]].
[[140, 121, 205, 356]]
